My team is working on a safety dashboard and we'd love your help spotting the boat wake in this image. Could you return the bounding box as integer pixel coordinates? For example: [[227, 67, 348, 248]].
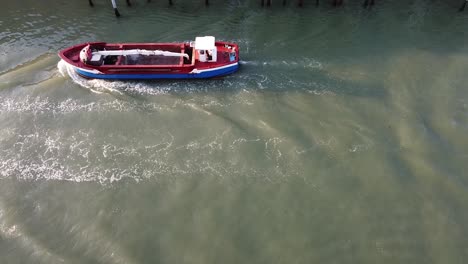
[[239, 58, 323, 70], [57, 60, 238, 95], [57, 60, 170, 95], [57, 57, 324, 95], [58, 60, 122, 95]]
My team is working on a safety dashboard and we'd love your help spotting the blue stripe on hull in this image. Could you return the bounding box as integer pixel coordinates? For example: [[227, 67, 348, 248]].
[[75, 64, 239, 80]]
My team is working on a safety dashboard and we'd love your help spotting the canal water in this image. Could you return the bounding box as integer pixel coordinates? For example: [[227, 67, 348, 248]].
[[1, 0, 468, 263]]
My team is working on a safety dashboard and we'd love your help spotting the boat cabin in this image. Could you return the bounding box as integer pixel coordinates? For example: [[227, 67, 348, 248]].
[[192, 36, 217, 63]]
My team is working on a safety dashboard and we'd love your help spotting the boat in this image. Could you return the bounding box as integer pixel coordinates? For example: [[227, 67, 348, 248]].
[[58, 36, 239, 80]]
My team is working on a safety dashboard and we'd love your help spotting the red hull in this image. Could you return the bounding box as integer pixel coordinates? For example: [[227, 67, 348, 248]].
[[58, 40, 239, 79]]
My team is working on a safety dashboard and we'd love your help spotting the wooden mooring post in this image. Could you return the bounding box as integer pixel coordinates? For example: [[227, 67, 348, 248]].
[[111, 0, 121, 17], [363, 0, 375, 8], [332, 0, 343, 7], [87, 0, 467, 16], [460, 0, 468, 11]]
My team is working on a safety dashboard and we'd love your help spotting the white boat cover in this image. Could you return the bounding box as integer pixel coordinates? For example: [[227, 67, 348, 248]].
[[93, 49, 189, 59]]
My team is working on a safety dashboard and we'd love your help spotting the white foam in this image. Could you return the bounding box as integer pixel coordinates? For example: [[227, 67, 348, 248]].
[[58, 60, 173, 95], [57, 59, 68, 77], [0, 123, 303, 185], [239, 60, 259, 66], [0, 95, 176, 114], [240, 58, 323, 69]]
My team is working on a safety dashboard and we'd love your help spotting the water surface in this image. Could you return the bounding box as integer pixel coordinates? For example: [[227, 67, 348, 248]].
[[1, 1, 468, 263]]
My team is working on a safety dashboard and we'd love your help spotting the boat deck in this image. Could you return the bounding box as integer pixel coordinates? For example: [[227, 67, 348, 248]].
[[118, 55, 181, 66]]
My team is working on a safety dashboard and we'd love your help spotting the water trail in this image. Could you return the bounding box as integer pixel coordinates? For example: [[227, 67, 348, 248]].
[[58, 60, 113, 95], [0, 123, 302, 185], [239, 60, 260, 66], [57, 60, 176, 95], [56, 59, 68, 77], [57, 57, 325, 96], [240, 58, 323, 69]]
